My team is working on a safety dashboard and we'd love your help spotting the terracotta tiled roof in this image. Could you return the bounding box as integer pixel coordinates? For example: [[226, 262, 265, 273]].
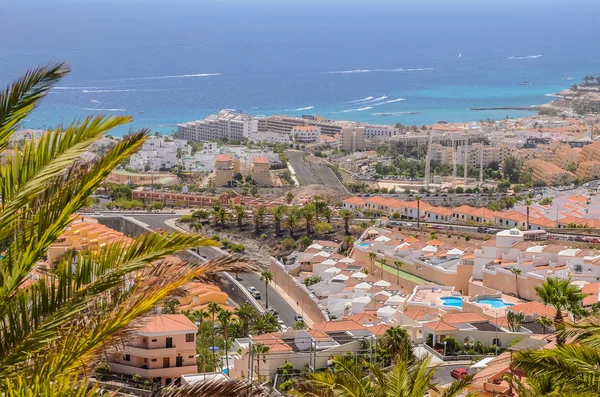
[[442, 312, 487, 324], [252, 156, 269, 164], [312, 320, 365, 333], [216, 154, 233, 162], [424, 320, 457, 332], [402, 309, 435, 321], [138, 314, 197, 334], [509, 301, 560, 318], [369, 324, 390, 336]]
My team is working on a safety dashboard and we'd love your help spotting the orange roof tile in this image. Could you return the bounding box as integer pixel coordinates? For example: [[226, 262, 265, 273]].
[[509, 301, 560, 318], [252, 156, 269, 164], [216, 154, 233, 162], [442, 312, 487, 324], [137, 314, 197, 334], [343, 196, 365, 205], [312, 320, 365, 333], [424, 320, 457, 332]]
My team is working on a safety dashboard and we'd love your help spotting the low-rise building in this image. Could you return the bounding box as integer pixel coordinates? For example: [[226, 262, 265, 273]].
[[107, 170, 179, 186], [213, 154, 240, 187], [250, 156, 272, 186], [292, 126, 321, 143], [108, 314, 198, 385], [523, 159, 575, 186]]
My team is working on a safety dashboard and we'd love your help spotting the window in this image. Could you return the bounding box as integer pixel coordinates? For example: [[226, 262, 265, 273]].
[[186, 333, 195, 342], [124, 354, 130, 361], [151, 339, 157, 342], [189, 355, 195, 359], [151, 359, 157, 362]]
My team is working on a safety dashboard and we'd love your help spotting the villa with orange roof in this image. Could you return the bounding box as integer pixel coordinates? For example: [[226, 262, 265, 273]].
[[250, 156, 273, 186], [213, 153, 240, 187]]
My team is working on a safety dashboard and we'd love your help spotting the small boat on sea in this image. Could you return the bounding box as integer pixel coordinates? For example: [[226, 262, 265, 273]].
[[563, 76, 573, 81], [138, 111, 144, 114], [520, 81, 532, 86]]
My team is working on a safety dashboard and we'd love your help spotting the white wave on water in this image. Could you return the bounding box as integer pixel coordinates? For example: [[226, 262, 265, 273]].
[[366, 95, 388, 103], [90, 99, 102, 103], [81, 108, 127, 111], [373, 111, 419, 116], [341, 106, 373, 113], [137, 73, 221, 80], [372, 98, 406, 106], [545, 93, 562, 98], [389, 68, 434, 72], [508, 54, 542, 60], [53, 86, 98, 90], [81, 89, 163, 93], [295, 106, 314, 111], [328, 68, 432, 74], [348, 96, 375, 103]]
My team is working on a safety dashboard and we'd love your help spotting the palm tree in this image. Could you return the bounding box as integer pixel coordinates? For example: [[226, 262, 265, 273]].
[[369, 252, 377, 275], [252, 343, 271, 381], [285, 208, 300, 238], [301, 205, 315, 234], [503, 373, 567, 397], [342, 235, 355, 252], [510, 267, 522, 299], [339, 209, 354, 235], [381, 326, 415, 365], [234, 205, 246, 229], [0, 64, 253, 396], [415, 195, 422, 228], [534, 277, 585, 343], [217, 309, 233, 373], [285, 191, 294, 205], [193, 308, 210, 335], [208, 302, 221, 361], [251, 314, 278, 335], [234, 303, 258, 337], [299, 355, 473, 397], [525, 198, 532, 230], [506, 310, 525, 332], [215, 207, 228, 226], [393, 260, 403, 286], [260, 270, 274, 309], [321, 205, 333, 223], [253, 206, 266, 233], [379, 258, 388, 278], [272, 206, 287, 235], [313, 194, 322, 221], [535, 315, 553, 334]]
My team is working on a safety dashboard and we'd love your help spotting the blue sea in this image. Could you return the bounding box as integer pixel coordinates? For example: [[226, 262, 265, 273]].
[[1, 0, 600, 136]]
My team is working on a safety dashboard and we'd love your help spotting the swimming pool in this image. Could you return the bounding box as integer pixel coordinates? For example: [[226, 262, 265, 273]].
[[440, 296, 463, 307], [475, 298, 514, 308], [359, 243, 370, 247]]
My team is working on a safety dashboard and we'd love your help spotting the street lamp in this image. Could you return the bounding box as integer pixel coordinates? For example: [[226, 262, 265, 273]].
[[443, 340, 447, 357]]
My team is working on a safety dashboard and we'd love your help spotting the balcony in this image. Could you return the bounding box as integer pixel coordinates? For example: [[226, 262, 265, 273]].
[[124, 345, 178, 357], [109, 362, 198, 379]]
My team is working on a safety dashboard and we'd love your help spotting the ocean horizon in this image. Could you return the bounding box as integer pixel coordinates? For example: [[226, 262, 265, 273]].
[[2, 0, 599, 136]]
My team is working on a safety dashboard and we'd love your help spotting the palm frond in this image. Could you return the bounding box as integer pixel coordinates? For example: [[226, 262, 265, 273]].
[[0, 63, 69, 149], [163, 378, 271, 397]]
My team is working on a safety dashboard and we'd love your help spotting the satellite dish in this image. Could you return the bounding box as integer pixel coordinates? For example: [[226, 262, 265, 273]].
[[294, 330, 312, 351]]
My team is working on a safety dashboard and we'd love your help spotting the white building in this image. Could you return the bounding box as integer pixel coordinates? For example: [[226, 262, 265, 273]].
[[129, 137, 191, 171], [177, 110, 258, 142], [292, 126, 321, 143], [364, 124, 396, 141], [248, 130, 290, 145]]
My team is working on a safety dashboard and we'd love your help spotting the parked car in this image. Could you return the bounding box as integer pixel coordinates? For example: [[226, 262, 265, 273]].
[[252, 290, 261, 299], [248, 286, 256, 293], [294, 314, 304, 322], [450, 368, 468, 379], [268, 308, 279, 316]]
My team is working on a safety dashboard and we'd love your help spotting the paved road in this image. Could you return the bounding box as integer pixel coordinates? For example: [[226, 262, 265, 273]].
[[432, 364, 470, 386], [125, 213, 300, 327], [286, 150, 346, 192]]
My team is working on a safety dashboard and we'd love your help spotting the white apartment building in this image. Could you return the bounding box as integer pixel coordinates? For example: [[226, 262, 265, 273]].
[[248, 130, 290, 145], [292, 126, 321, 143], [340, 127, 365, 152], [130, 138, 191, 171], [364, 124, 396, 141], [176, 111, 258, 142], [429, 143, 454, 165]]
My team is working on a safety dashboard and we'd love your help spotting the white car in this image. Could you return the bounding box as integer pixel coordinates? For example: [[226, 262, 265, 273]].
[[248, 286, 256, 293]]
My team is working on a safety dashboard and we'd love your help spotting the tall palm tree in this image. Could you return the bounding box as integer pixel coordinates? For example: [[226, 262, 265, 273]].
[[285, 208, 300, 238], [285, 192, 294, 205], [253, 206, 266, 233], [301, 204, 316, 234], [217, 309, 233, 373], [234, 205, 246, 229], [321, 205, 333, 223], [393, 260, 403, 286], [313, 194, 322, 221], [535, 315, 553, 334], [342, 235, 355, 252], [260, 270, 274, 309], [525, 198, 532, 230], [215, 207, 228, 226], [252, 343, 271, 381], [381, 326, 415, 365], [503, 373, 567, 397], [193, 308, 210, 335], [369, 252, 377, 275], [415, 195, 422, 228], [234, 303, 258, 337], [534, 277, 585, 344], [510, 267, 522, 299], [272, 206, 287, 235], [299, 355, 473, 397], [207, 302, 221, 361], [251, 314, 278, 335], [0, 63, 253, 396], [339, 209, 354, 235]]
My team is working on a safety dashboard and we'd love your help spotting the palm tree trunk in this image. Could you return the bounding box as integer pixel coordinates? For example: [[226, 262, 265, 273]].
[[211, 313, 216, 361], [417, 201, 420, 228], [265, 280, 269, 309], [515, 275, 519, 299], [526, 206, 530, 230], [224, 328, 229, 373]]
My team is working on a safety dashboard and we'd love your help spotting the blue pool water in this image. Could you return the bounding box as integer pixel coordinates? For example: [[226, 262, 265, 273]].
[[440, 296, 463, 307], [359, 243, 370, 248], [476, 298, 514, 308]]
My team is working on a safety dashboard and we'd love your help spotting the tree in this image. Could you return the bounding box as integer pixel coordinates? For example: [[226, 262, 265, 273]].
[[301, 204, 316, 234], [313, 194, 322, 221], [260, 270, 274, 309], [234, 205, 246, 229], [339, 209, 354, 235], [381, 326, 415, 365], [507, 310, 525, 332], [250, 185, 259, 197], [285, 208, 301, 238], [503, 373, 568, 397], [535, 315, 553, 334], [503, 155, 521, 184], [217, 309, 233, 373], [0, 63, 252, 396], [108, 183, 133, 201], [192, 308, 210, 335], [234, 303, 258, 337], [393, 260, 403, 286], [342, 235, 355, 251], [253, 206, 267, 233], [149, 201, 164, 212], [251, 313, 279, 335], [272, 206, 287, 235], [253, 343, 271, 381], [369, 252, 377, 275], [299, 355, 473, 397], [534, 277, 585, 344], [321, 205, 333, 223], [540, 197, 553, 206], [415, 195, 422, 228], [208, 302, 221, 361], [285, 192, 294, 205], [293, 320, 307, 330], [314, 222, 333, 234], [214, 207, 229, 226], [173, 199, 186, 208], [510, 267, 522, 299]]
